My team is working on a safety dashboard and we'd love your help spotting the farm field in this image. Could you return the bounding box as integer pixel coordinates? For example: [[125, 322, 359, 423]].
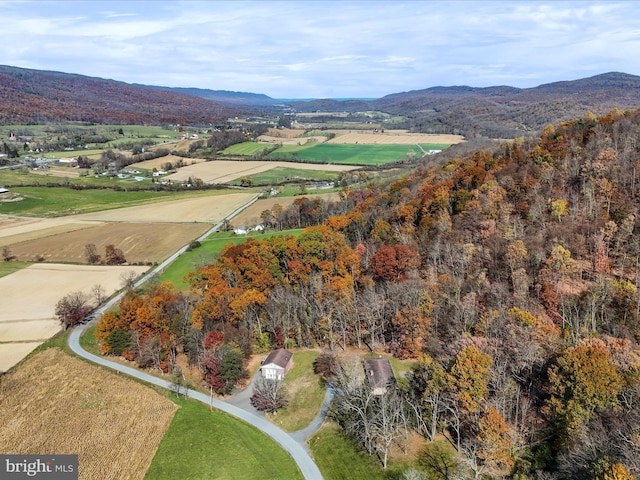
[[326, 131, 464, 145], [0, 263, 148, 371], [0, 187, 244, 218], [229, 192, 340, 227], [0, 348, 178, 480], [230, 166, 340, 186], [132, 154, 206, 171], [222, 141, 274, 155], [5, 222, 210, 264], [165, 160, 355, 184], [269, 143, 432, 165]]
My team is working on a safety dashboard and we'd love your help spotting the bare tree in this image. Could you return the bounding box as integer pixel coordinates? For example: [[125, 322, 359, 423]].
[[85, 243, 101, 264], [2, 246, 15, 262], [120, 270, 138, 291], [251, 377, 288, 412], [91, 283, 106, 306]]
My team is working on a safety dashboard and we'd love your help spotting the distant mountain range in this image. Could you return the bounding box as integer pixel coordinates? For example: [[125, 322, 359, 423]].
[[288, 72, 640, 137], [1, 64, 640, 137]]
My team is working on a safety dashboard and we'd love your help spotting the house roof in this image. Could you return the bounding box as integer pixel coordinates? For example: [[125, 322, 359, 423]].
[[263, 348, 293, 368], [362, 358, 396, 390]]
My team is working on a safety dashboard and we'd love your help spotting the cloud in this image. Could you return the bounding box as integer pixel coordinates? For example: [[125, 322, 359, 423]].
[[1, 1, 639, 97]]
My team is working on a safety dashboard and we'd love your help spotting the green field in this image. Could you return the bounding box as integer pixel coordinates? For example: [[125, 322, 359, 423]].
[[145, 397, 303, 480], [0, 187, 230, 217], [160, 229, 304, 288], [268, 143, 449, 165], [230, 166, 340, 186], [222, 141, 274, 156], [0, 261, 31, 279]]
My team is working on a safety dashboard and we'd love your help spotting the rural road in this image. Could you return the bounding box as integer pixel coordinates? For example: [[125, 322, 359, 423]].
[[67, 194, 325, 480]]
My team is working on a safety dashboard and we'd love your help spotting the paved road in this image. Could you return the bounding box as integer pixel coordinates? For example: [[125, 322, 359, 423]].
[[66, 194, 324, 480], [68, 319, 323, 480]]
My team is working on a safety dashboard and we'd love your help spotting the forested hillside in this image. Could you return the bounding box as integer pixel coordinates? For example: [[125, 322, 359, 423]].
[[97, 109, 640, 478], [0, 65, 242, 124], [291, 72, 640, 139]]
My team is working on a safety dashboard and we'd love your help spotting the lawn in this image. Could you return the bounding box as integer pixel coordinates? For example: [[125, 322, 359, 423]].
[[268, 143, 443, 165], [230, 166, 340, 186], [160, 229, 304, 288], [309, 423, 392, 480], [266, 350, 325, 432], [144, 397, 303, 480]]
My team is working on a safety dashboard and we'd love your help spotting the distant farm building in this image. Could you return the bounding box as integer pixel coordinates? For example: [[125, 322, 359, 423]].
[[260, 349, 293, 381], [0, 187, 9, 194], [363, 358, 396, 395]]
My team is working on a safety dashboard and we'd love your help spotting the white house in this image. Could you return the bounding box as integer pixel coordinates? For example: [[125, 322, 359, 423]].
[[260, 349, 293, 381]]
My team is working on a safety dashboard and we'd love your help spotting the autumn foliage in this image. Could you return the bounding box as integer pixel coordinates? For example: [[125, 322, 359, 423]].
[[94, 109, 640, 477]]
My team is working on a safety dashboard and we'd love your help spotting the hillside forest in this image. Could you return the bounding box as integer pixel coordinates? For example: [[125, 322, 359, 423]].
[[96, 109, 640, 478]]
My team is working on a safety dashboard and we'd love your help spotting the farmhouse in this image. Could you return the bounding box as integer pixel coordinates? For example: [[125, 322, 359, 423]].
[[260, 348, 293, 381], [0, 187, 9, 194], [363, 358, 396, 395]]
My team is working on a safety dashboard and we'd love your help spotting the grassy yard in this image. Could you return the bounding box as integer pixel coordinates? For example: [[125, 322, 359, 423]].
[[160, 229, 304, 288], [309, 422, 394, 480], [145, 396, 303, 480], [79, 324, 101, 355], [267, 350, 325, 432]]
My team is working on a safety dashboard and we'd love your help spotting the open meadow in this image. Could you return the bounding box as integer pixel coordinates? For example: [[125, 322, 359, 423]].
[[0, 348, 178, 480], [0, 263, 148, 371]]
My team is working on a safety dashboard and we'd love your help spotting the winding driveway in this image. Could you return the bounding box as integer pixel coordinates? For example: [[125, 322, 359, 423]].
[[66, 196, 325, 480]]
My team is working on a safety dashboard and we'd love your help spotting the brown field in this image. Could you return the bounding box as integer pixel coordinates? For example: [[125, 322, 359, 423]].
[[130, 154, 207, 171], [327, 131, 465, 145], [230, 192, 340, 227], [257, 134, 328, 145], [0, 263, 148, 371], [71, 192, 258, 223], [1, 193, 257, 264], [6, 222, 211, 264], [166, 160, 355, 184], [0, 348, 177, 480], [266, 127, 307, 138]]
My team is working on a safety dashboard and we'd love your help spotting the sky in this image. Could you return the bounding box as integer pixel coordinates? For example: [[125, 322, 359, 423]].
[[1, 0, 639, 99]]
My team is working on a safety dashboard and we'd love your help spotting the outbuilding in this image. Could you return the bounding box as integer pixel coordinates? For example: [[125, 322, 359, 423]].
[[260, 348, 293, 381], [362, 357, 396, 395]]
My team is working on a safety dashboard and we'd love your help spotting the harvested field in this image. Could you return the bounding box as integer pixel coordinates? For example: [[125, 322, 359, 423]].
[[0, 348, 178, 480], [257, 135, 327, 145], [230, 193, 340, 227], [166, 160, 355, 184], [6, 222, 210, 264], [131, 154, 206, 171], [266, 127, 306, 138], [327, 131, 465, 145], [0, 216, 95, 246], [0, 263, 148, 371], [71, 192, 258, 222]]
